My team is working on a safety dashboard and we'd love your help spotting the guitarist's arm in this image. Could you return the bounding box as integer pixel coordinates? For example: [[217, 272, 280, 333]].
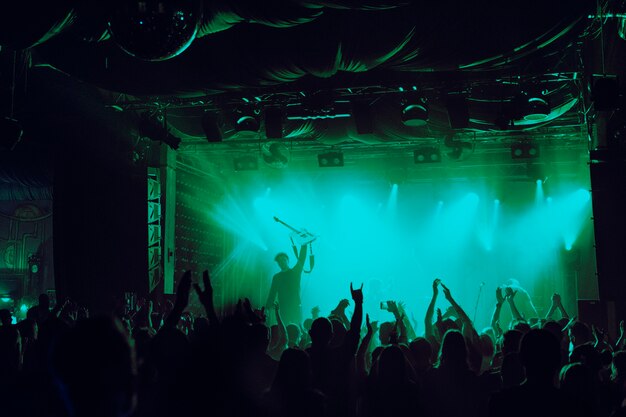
[[294, 244, 308, 274]]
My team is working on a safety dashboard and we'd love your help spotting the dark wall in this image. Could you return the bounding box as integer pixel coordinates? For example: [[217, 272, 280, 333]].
[[590, 155, 626, 331]]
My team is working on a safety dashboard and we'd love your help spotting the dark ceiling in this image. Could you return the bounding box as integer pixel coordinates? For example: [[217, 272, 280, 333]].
[[0, 0, 618, 163]]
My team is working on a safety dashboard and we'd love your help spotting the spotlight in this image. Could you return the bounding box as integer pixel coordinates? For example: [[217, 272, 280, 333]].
[[233, 155, 258, 171], [318, 151, 344, 167], [511, 141, 539, 159], [592, 75, 620, 111], [264, 106, 284, 139], [523, 97, 550, 121], [401, 97, 428, 127], [513, 91, 551, 121], [233, 106, 260, 132], [413, 146, 441, 163], [446, 95, 469, 129], [201, 112, 222, 143]]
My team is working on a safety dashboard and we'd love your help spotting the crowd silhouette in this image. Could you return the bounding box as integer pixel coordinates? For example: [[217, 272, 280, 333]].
[[0, 271, 625, 417]]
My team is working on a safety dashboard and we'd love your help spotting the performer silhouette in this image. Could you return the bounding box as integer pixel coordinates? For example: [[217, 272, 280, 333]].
[[266, 243, 309, 325]]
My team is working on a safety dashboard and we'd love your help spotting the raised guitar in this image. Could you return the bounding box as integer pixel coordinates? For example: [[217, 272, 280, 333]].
[[273, 216, 317, 245]]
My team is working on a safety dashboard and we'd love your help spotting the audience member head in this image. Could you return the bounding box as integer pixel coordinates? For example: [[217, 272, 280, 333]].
[[478, 333, 495, 360], [16, 318, 37, 341], [409, 337, 433, 372], [502, 330, 523, 355], [371, 346, 384, 369], [248, 323, 270, 353], [520, 329, 560, 384], [309, 317, 332, 347], [38, 293, 50, 310], [272, 348, 312, 392], [513, 321, 531, 334], [286, 323, 301, 347], [0, 308, 11, 326], [379, 321, 395, 345], [436, 318, 459, 338], [570, 343, 601, 374], [377, 345, 407, 385], [560, 362, 592, 396], [303, 318, 313, 331], [568, 321, 592, 348], [0, 325, 21, 376], [542, 320, 563, 343], [330, 318, 346, 347], [612, 351, 626, 383], [150, 327, 191, 381], [501, 352, 524, 389], [438, 330, 468, 371], [51, 316, 136, 417]]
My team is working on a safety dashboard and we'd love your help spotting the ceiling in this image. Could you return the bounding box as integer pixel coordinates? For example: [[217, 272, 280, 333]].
[[0, 0, 614, 162]]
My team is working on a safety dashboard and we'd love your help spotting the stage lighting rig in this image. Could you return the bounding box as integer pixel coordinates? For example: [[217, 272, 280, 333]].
[[413, 146, 441, 163], [318, 151, 344, 167], [511, 140, 539, 159]]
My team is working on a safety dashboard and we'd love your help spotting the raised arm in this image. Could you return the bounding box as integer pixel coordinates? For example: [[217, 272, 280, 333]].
[[491, 287, 505, 339], [441, 283, 479, 342], [345, 283, 364, 354], [616, 320, 625, 351], [356, 314, 377, 379], [265, 276, 278, 312], [554, 293, 569, 319], [270, 301, 287, 351], [505, 287, 525, 322], [544, 293, 558, 320], [194, 270, 219, 326], [293, 244, 309, 274], [388, 301, 409, 344], [163, 270, 192, 330], [425, 279, 440, 339]]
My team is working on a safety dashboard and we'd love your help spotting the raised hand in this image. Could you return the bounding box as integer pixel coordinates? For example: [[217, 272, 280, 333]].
[[620, 320, 625, 336], [440, 283, 452, 300], [274, 301, 280, 313], [387, 300, 400, 317], [433, 278, 441, 296], [551, 293, 561, 305], [350, 282, 364, 304], [335, 299, 350, 311], [504, 286, 517, 300], [176, 270, 192, 307], [193, 270, 214, 307], [495, 287, 504, 305]]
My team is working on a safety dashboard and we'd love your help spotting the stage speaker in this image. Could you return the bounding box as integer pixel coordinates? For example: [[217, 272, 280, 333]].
[[578, 299, 617, 338], [592, 75, 620, 111], [352, 100, 374, 134]]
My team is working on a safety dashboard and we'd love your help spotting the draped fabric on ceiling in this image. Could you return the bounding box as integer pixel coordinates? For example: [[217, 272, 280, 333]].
[[0, 0, 589, 95], [0, 0, 597, 184]]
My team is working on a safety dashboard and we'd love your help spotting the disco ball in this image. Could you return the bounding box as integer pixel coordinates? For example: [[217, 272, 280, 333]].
[[262, 142, 290, 169], [108, 0, 202, 61]]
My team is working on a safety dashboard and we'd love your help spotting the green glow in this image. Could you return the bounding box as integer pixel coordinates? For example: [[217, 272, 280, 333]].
[[20, 304, 28, 313], [0, 297, 10, 303], [184, 151, 593, 329]]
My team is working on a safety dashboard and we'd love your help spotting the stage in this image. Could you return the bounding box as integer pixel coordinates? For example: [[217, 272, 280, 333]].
[[174, 137, 595, 329]]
